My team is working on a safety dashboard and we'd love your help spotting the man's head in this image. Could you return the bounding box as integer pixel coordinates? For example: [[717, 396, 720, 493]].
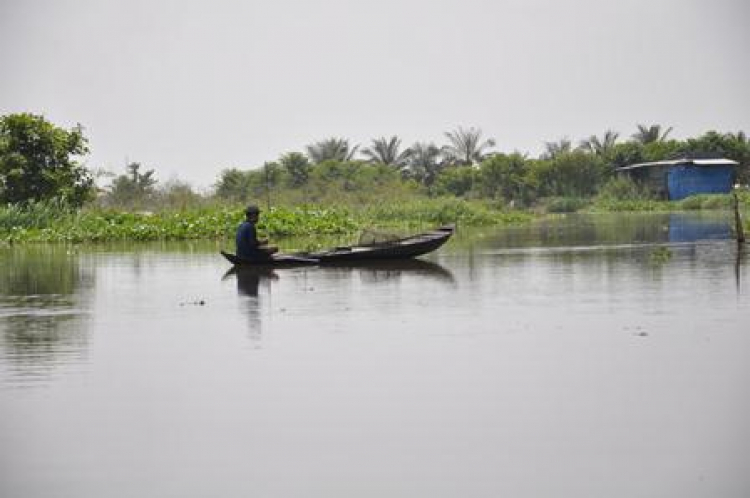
[[245, 204, 260, 221]]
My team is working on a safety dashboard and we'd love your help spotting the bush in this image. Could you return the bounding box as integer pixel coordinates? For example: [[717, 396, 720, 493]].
[[677, 194, 731, 210], [544, 197, 590, 213]]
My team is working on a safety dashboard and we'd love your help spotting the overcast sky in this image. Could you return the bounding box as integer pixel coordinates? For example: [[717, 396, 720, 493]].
[[1, 0, 748, 188]]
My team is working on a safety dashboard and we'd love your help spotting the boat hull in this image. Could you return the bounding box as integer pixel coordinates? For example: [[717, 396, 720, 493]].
[[221, 225, 454, 267]]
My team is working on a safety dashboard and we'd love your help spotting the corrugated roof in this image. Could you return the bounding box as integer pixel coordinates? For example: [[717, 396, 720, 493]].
[[618, 158, 739, 171]]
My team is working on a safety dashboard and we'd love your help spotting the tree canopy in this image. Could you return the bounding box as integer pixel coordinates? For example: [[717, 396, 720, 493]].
[[0, 113, 93, 206]]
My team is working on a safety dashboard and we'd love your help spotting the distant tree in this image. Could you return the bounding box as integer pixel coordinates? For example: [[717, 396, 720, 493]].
[[305, 138, 359, 164], [215, 168, 254, 202], [478, 153, 534, 204], [607, 142, 646, 169], [157, 179, 202, 210], [106, 162, 158, 208], [434, 167, 477, 197], [361, 136, 412, 170], [541, 138, 573, 160], [678, 130, 750, 183], [407, 142, 445, 187], [579, 130, 619, 156], [443, 126, 496, 166], [0, 113, 93, 206], [279, 152, 311, 187], [532, 151, 607, 197], [632, 124, 673, 144]]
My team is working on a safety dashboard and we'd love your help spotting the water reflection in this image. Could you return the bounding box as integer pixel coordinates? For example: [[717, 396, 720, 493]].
[[471, 212, 733, 250], [667, 213, 731, 242], [223, 259, 455, 345], [224, 267, 279, 345], [322, 259, 456, 285], [0, 247, 94, 386]]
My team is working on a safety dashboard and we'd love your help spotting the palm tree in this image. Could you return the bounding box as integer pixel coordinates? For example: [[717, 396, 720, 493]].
[[542, 138, 572, 160], [443, 126, 496, 166], [579, 130, 619, 156], [632, 124, 673, 144], [361, 136, 412, 169], [305, 138, 359, 164], [407, 142, 445, 186], [279, 152, 311, 187]]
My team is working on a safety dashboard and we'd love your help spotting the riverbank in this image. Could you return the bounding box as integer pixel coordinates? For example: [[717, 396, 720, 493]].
[[0, 198, 529, 243], [2, 193, 748, 244]]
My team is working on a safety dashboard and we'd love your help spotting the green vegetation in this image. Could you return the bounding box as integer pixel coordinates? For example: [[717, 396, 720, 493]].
[[0, 198, 527, 243], [0, 113, 93, 207], [2, 112, 749, 244]]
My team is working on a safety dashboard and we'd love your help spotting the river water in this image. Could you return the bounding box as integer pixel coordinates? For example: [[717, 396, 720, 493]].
[[1, 213, 748, 498]]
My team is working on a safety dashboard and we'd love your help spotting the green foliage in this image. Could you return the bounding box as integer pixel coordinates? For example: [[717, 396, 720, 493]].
[[443, 127, 496, 166], [593, 177, 664, 212], [0, 199, 74, 231], [543, 197, 590, 213], [215, 168, 262, 202], [532, 151, 607, 197], [579, 130, 619, 157], [361, 136, 412, 169], [0, 205, 361, 243], [306, 138, 359, 164], [279, 152, 311, 187], [407, 142, 445, 187], [0, 113, 93, 207], [477, 153, 535, 204], [103, 163, 158, 208], [541, 138, 573, 160], [433, 166, 477, 197], [608, 142, 646, 169], [676, 194, 732, 211], [596, 176, 652, 201], [632, 124, 673, 144], [362, 197, 529, 227]]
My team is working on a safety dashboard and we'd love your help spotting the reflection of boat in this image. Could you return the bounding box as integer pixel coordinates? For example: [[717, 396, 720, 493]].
[[322, 258, 456, 283], [221, 225, 455, 267]]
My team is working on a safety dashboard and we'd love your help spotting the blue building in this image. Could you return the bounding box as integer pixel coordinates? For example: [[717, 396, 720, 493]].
[[618, 158, 738, 200]]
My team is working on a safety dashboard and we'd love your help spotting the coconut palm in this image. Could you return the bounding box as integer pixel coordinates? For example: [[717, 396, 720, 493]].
[[579, 130, 619, 156], [632, 124, 673, 144], [542, 138, 572, 160], [443, 126, 496, 166], [279, 152, 311, 187], [361, 136, 412, 169], [305, 138, 359, 164], [407, 142, 445, 186]]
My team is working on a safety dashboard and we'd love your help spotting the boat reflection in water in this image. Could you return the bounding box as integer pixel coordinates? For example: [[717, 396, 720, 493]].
[[320, 258, 456, 285], [224, 258, 455, 345]]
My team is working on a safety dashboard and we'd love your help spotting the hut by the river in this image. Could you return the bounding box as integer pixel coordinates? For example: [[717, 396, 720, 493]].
[[617, 158, 738, 200]]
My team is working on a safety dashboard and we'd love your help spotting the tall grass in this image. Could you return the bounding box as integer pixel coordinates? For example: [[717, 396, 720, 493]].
[[0, 200, 75, 231]]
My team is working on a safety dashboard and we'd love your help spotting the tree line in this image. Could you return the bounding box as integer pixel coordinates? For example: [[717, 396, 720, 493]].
[[2, 112, 749, 209], [215, 125, 750, 207]]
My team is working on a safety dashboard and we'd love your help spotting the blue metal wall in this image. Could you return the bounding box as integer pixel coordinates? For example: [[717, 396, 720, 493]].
[[666, 165, 734, 200]]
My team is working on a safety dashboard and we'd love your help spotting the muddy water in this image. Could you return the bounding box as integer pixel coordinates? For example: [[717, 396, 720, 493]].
[[1, 213, 748, 497]]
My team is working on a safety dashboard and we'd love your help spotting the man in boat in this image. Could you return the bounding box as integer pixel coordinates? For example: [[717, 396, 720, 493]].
[[236, 204, 278, 261]]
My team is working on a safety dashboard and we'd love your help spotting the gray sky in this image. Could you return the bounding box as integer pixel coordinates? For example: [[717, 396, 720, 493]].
[[1, 0, 748, 188]]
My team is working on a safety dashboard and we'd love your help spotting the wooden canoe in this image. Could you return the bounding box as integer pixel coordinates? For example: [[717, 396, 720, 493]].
[[221, 225, 454, 267], [304, 225, 455, 262]]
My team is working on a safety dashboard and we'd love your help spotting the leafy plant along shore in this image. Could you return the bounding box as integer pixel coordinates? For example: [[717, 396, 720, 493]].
[[1, 113, 749, 243]]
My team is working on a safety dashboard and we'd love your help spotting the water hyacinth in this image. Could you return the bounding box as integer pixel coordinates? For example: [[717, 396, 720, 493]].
[[0, 204, 362, 243]]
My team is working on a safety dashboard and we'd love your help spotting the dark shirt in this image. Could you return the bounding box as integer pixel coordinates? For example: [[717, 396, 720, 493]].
[[236, 221, 264, 260]]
